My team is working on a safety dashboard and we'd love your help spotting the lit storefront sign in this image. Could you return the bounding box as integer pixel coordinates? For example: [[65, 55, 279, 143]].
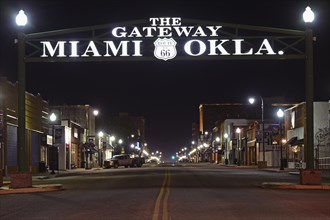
[[46, 135, 52, 145]]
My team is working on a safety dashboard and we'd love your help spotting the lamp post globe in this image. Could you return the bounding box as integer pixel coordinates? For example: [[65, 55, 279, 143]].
[[248, 98, 255, 104], [50, 112, 57, 122], [16, 10, 27, 26], [303, 6, 315, 23], [110, 136, 115, 142], [277, 109, 284, 118]]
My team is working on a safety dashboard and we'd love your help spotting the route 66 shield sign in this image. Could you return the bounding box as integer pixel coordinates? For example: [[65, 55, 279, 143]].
[[153, 38, 177, 61]]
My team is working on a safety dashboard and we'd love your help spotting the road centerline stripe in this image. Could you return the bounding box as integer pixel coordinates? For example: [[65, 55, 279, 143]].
[[162, 169, 171, 220], [152, 169, 171, 220]]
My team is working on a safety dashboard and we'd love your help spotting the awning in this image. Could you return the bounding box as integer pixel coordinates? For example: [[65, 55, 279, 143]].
[[286, 137, 297, 145], [286, 137, 304, 146]]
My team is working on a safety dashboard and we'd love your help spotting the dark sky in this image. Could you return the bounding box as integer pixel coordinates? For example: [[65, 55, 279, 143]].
[[1, 0, 329, 160]]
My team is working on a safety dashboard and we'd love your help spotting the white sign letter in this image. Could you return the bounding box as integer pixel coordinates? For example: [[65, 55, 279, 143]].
[[41, 41, 66, 57], [69, 41, 79, 57], [104, 41, 129, 56], [184, 40, 206, 56], [206, 26, 222, 36], [172, 17, 181, 26], [149, 18, 159, 26], [208, 40, 230, 55], [81, 41, 101, 57], [192, 26, 207, 37], [128, 27, 143, 38], [233, 39, 253, 55], [112, 27, 127, 38], [132, 40, 142, 56], [255, 39, 276, 55]]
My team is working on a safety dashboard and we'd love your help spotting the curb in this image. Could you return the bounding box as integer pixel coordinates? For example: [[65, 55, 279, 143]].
[[0, 184, 63, 195], [261, 182, 330, 190]]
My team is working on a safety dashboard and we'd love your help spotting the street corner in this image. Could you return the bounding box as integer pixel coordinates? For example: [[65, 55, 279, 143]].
[[0, 184, 63, 195], [261, 182, 330, 190]]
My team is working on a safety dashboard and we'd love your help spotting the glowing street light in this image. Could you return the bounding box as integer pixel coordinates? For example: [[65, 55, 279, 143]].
[[277, 109, 284, 118], [98, 131, 104, 167], [236, 128, 241, 166], [16, 10, 27, 26], [277, 109, 285, 170], [50, 113, 57, 122], [110, 135, 115, 142], [16, 10, 28, 172], [224, 133, 229, 164], [303, 6, 315, 23], [249, 96, 266, 166], [49, 112, 57, 174], [303, 6, 315, 169], [93, 110, 99, 116]]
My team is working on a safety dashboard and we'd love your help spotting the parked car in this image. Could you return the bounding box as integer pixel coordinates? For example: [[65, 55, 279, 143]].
[[104, 154, 145, 168]]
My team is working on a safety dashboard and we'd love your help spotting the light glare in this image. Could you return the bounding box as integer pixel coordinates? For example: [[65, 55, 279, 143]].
[[303, 6, 315, 23], [248, 98, 255, 104], [50, 113, 56, 122], [16, 10, 27, 26], [277, 109, 284, 118]]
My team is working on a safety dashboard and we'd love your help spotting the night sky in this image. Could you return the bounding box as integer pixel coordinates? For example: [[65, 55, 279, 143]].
[[1, 0, 329, 160]]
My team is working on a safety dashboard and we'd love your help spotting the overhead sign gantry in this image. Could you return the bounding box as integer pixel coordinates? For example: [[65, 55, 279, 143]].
[[16, 10, 315, 173]]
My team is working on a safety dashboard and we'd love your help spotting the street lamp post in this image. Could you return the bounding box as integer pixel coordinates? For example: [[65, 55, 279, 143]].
[[98, 131, 104, 167], [236, 128, 241, 166], [303, 6, 315, 170], [16, 10, 27, 172], [49, 113, 57, 174], [249, 97, 265, 166], [224, 133, 228, 165], [277, 109, 285, 170]]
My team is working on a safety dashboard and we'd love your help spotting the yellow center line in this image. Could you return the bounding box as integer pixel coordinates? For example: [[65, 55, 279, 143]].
[[152, 169, 171, 220], [162, 170, 171, 220]]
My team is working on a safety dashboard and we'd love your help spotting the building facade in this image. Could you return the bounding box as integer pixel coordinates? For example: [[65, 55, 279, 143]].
[[196, 100, 297, 167], [0, 77, 48, 175], [49, 105, 97, 170], [284, 101, 330, 169]]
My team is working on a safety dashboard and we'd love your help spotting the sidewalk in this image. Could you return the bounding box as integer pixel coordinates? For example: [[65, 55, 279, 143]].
[[0, 168, 101, 195], [260, 167, 330, 190], [211, 163, 330, 190]]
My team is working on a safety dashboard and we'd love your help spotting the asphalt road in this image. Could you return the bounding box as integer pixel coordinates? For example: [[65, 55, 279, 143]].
[[0, 164, 329, 220]]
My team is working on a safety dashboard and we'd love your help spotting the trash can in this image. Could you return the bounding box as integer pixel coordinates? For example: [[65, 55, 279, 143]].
[[39, 161, 47, 173]]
